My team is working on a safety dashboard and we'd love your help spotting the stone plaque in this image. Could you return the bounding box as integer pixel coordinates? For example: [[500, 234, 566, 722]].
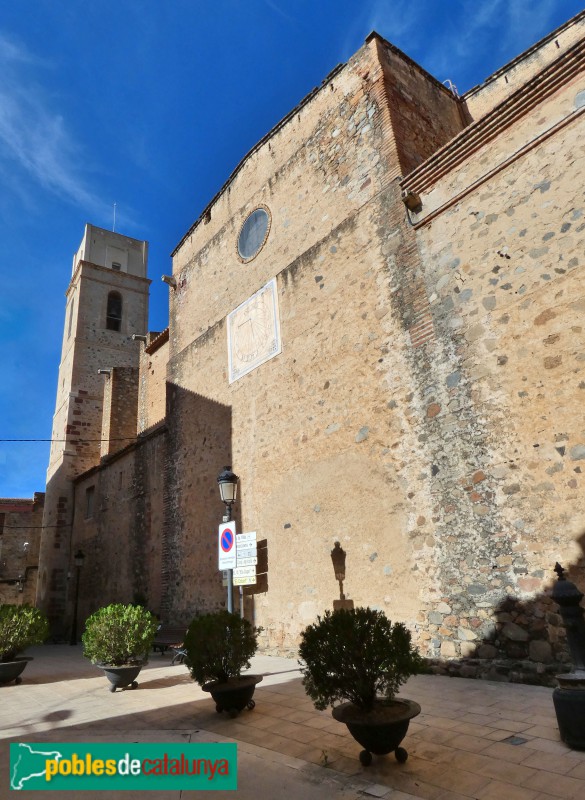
[[228, 278, 281, 383]]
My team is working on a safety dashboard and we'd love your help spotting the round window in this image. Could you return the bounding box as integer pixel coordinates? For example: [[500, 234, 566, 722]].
[[237, 206, 271, 262]]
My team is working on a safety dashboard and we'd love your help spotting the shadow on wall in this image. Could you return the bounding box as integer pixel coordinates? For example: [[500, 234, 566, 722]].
[[331, 541, 354, 611], [57, 380, 274, 641], [427, 529, 585, 686], [160, 382, 266, 627], [312, 537, 583, 687]]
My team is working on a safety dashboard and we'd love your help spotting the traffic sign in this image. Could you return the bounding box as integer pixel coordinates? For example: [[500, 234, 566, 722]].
[[237, 531, 257, 544], [235, 531, 257, 567], [233, 566, 256, 578], [233, 576, 257, 586], [237, 556, 257, 567], [236, 547, 256, 560], [218, 521, 237, 570]]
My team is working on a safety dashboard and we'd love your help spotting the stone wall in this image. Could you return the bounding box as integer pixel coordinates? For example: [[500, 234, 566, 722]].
[[157, 22, 585, 674], [464, 11, 585, 120], [398, 58, 585, 683], [72, 427, 166, 624], [100, 367, 139, 458], [164, 188, 428, 647], [372, 35, 465, 175], [0, 494, 44, 605], [138, 331, 169, 434], [159, 33, 490, 651]]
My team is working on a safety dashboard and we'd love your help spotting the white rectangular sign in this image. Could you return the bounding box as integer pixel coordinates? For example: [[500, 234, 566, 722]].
[[233, 576, 257, 586], [237, 531, 257, 544], [218, 521, 237, 570], [237, 556, 257, 567], [233, 566, 256, 578], [236, 547, 257, 560], [237, 540, 256, 551]]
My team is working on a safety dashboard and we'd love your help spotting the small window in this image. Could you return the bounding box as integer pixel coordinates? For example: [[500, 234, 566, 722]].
[[112, 261, 121, 271], [85, 486, 95, 519], [67, 297, 75, 339], [106, 291, 122, 332]]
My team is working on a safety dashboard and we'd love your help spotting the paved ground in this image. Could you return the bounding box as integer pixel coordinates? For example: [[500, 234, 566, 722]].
[[1, 645, 585, 799]]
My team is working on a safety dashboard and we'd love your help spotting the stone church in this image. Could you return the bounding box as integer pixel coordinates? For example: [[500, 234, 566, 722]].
[[6, 11, 584, 680]]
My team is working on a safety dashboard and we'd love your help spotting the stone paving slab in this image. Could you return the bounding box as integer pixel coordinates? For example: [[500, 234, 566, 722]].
[[1, 645, 584, 799]]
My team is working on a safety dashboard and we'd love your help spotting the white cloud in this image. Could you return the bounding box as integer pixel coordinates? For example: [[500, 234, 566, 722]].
[[0, 31, 47, 66], [423, 0, 562, 85], [418, 0, 505, 80], [0, 31, 106, 215], [504, 0, 558, 51], [366, 0, 423, 44], [339, 0, 424, 60], [263, 0, 297, 24]]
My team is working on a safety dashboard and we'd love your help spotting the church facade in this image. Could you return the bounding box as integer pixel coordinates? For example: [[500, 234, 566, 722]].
[[30, 12, 585, 681]]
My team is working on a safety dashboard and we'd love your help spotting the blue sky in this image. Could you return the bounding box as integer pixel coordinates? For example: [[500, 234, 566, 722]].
[[0, 0, 582, 497]]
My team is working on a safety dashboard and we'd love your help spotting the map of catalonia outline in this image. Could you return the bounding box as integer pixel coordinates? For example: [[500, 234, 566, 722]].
[[11, 743, 63, 790]]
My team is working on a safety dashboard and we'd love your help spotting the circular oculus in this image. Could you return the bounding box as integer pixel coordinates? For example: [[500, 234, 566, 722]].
[[237, 207, 271, 262]]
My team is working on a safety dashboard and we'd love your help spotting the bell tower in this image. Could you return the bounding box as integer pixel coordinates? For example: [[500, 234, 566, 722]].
[[37, 224, 150, 635]]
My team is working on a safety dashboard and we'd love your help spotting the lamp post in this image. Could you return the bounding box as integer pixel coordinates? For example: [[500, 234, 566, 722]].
[[69, 549, 85, 646], [217, 466, 239, 614]]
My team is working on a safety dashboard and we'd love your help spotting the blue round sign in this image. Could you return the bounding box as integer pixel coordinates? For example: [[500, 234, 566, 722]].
[[221, 528, 234, 552]]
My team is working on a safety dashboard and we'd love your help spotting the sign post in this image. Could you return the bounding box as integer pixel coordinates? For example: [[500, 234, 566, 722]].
[[218, 520, 237, 612]]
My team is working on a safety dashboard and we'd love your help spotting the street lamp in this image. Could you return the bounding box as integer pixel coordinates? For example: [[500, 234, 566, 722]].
[[217, 466, 239, 613], [218, 466, 238, 519], [70, 549, 85, 646]]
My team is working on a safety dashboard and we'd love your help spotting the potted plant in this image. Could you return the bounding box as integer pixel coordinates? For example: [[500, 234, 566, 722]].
[[299, 606, 423, 766], [0, 604, 49, 685], [82, 603, 158, 692], [184, 610, 262, 717]]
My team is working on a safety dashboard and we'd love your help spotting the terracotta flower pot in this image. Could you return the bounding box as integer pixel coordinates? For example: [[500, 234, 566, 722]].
[[332, 698, 421, 765]]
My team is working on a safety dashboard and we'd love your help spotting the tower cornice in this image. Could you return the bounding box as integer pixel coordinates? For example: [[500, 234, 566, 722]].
[[66, 260, 152, 297]]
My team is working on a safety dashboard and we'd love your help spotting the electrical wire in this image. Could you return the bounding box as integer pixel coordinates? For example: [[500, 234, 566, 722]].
[[0, 437, 138, 443], [1, 525, 72, 529]]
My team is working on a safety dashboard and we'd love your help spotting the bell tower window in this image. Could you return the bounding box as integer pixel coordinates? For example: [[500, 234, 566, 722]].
[[67, 297, 75, 339], [106, 291, 122, 332]]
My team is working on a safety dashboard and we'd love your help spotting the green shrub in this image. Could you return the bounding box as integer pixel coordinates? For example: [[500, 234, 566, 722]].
[[0, 604, 49, 662], [82, 603, 158, 666], [184, 611, 260, 685], [299, 607, 423, 712]]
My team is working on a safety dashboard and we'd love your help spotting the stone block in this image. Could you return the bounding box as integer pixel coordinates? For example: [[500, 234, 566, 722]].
[[502, 622, 530, 642], [477, 644, 498, 659], [529, 640, 553, 663], [440, 640, 457, 658]]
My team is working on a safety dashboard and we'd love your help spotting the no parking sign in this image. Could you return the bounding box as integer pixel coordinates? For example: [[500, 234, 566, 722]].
[[218, 521, 237, 570]]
